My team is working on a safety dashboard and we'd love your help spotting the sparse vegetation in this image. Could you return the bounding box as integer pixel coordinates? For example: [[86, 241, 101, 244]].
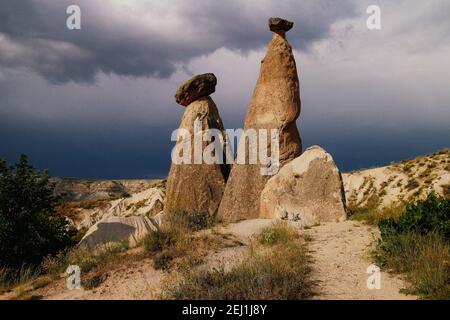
[[143, 210, 232, 270], [405, 178, 420, 191], [427, 162, 437, 169], [126, 199, 147, 213], [2, 240, 148, 298], [41, 241, 130, 276], [402, 163, 413, 173], [258, 221, 299, 245], [418, 168, 432, 179], [39, 241, 132, 292], [443, 184, 450, 199], [375, 194, 450, 299], [350, 203, 405, 226], [162, 222, 314, 300], [0, 265, 38, 294], [144, 229, 179, 254], [165, 209, 219, 232]]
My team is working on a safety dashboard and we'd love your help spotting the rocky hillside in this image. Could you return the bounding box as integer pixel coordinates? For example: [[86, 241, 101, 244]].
[[343, 149, 450, 210], [52, 178, 162, 201]]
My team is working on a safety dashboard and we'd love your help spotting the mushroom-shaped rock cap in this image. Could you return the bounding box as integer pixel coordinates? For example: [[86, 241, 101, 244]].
[[268, 17, 293, 33], [175, 73, 217, 107]]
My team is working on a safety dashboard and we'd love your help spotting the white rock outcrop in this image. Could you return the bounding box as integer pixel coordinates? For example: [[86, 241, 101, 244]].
[[77, 186, 165, 230], [79, 215, 159, 249]]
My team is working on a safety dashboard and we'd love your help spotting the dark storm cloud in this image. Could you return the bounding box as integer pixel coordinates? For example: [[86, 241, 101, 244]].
[[1, 0, 449, 179], [0, 113, 173, 178], [0, 0, 356, 83]]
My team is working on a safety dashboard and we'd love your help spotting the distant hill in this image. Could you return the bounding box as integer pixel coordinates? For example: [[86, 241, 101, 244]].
[[343, 149, 450, 210], [51, 177, 163, 202]]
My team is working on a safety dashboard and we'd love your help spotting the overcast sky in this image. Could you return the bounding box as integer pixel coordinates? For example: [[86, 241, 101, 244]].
[[1, 0, 449, 178]]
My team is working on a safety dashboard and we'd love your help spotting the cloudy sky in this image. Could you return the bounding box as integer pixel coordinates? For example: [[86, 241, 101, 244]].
[[1, 0, 449, 178]]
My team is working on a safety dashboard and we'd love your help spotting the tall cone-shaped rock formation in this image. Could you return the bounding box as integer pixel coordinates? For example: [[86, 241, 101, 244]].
[[165, 74, 229, 216], [218, 18, 302, 222]]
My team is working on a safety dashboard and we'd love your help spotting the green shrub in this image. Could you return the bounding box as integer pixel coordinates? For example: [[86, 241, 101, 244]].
[[0, 155, 72, 269], [376, 194, 450, 299], [378, 193, 449, 241]]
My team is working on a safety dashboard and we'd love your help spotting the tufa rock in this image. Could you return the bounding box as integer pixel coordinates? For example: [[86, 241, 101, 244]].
[[76, 186, 165, 230], [218, 18, 302, 222], [268, 17, 293, 33], [79, 215, 158, 249], [260, 146, 347, 225], [165, 96, 229, 216], [175, 73, 217, 106]]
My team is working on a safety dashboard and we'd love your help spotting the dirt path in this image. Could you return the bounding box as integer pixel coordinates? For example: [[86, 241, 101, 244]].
[[215, 219, 415, 300], [302, 220, 416, 300]]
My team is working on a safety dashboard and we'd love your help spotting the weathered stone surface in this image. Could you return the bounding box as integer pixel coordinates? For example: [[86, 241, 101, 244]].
[[165, 96, 229, 215], [218, 20, 302, 222], [79, 215, 158, 249], [175, 73, 217, 106], [268, 17, 293, 33], [75, 186, 165, 230], [260, 146, 347, 225]]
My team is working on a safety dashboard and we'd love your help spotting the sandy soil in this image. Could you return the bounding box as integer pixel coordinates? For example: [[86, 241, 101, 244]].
[[37, 258, 163, 300], [303, 220, 416, 300]]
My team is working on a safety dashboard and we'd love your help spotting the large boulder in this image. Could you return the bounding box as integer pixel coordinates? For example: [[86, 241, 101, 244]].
[[260, 146, 347, 226], [79, 215, 159, 249], [164, 95, 229, 216], [218, 17, 302, 222], [175, 73, 217, 107]]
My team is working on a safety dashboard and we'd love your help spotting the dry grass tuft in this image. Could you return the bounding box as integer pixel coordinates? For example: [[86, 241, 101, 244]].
[[161, 221, 315, 300]]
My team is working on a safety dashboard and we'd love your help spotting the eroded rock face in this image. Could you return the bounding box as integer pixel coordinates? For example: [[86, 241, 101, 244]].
[[260, 146, 347, 226], [73, 186, 166, 230], [218, 18, 302, 222], [165, 96, 229, 215], [175, 73, 217, 107], [79, 215, 158, 249]]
